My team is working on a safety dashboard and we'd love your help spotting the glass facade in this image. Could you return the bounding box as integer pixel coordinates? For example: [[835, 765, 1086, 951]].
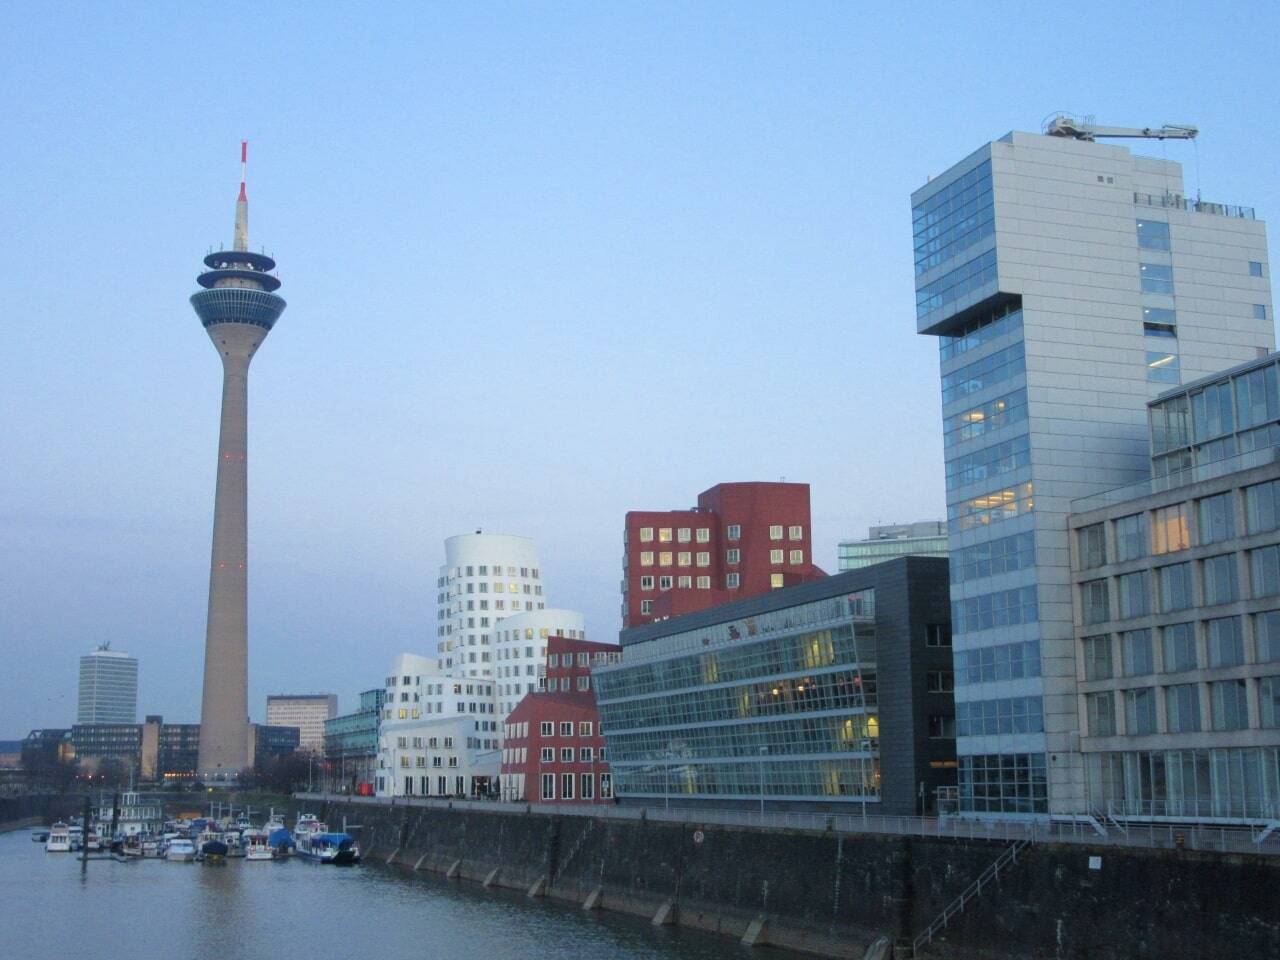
[[597, 591, 882, 803], [1087, 748, 1280, 820]]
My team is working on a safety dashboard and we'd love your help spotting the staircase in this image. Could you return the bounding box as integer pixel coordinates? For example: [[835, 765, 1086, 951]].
[[907, 838, 1030, 957]]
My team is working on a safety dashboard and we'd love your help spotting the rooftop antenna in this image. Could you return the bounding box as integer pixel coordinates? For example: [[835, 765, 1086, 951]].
[[233, 140, 249, 252]]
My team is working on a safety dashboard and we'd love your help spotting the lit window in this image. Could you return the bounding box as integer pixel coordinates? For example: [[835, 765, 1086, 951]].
[[658, 528, 673, 542], [640, 552, 654, 567], [788, 525, 803, 540], [789, 550, 803, 564], [659, 552, 673, 567], [696, 528, 710, 543], [696, 552, 710, 567], [677, 575, 692, 588], [769, 525, 783, 540], [727, 573, 740, 589], [677, 528, 691, 542], [639, 527, 653, 542], [770, 549, 784, 564], [677, 551, 691, 566], [770, 574, 785, 589], [727, 524, 741, 541], [697, 576, 711, 589]]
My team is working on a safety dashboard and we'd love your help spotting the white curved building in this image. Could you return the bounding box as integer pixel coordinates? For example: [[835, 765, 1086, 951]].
[[492, 608, 587, 715], [435, 533, 547, 678]]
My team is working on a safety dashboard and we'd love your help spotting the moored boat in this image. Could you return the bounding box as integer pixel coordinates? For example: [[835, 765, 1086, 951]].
[[296, 830, 360, 865], [243, 829, 273, 860], [200, 838, 229, 863], [165, 838, 196, 862], [45, 823, 72, 853]]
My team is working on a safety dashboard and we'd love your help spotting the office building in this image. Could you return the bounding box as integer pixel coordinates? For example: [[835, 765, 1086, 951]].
[[622, 481, 826, 628], [70, 723, 143, 774], [492, 608, 586, 715], [325, 688, 385, 793], [375, 653, 501, 798], [265, 694, 337, 754], [596, 557, 955, 815], [434, 532, 549, 677], [499, 635, 620, 803], [140, 716, 201, 781], [77, 644, 138, 724], [839, 522, 949, 570], [914, 122, 1273, 815], [1069, 353, 1280, 821], [191, 142, 288, 781], [250, 723, 302, 765]]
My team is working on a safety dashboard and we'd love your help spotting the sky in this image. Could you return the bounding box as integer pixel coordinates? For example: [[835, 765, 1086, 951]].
[[2, 1, 1278, 736]]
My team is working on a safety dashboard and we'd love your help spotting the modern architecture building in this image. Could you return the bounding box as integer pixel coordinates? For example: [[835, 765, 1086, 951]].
[[838, 522, 949, 570], [191, 142, 288, 782], [265, 694, 337, 754], [1068, 352, 1280, 821], [375, 653, 501, 798], [596, 557, 956, 815], [434, 533, 549, 677], [77, 644, 138, 724], [140, 716, 201, 782], [324, 688, 385, 793], [492, 608, 586, 715], [499, 635, 620, 803], [622, 481, 826, 628], [914, 124, 1273, 815], [249, 723, 302, 766]]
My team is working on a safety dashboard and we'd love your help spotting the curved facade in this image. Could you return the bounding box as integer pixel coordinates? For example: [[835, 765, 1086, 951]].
[[492, 608, 587, 715]]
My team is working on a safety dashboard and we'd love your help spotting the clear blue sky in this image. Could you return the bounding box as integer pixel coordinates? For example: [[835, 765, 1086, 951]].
[[2, 2, 1277, 735]]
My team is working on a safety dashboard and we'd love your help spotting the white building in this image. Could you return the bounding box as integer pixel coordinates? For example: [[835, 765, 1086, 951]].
[[77, 644, 138, 724], [492, 608, 587, 715], [375, 653, 501, 797], [913, 123, 1273, 816], [265, 694, 337, 754]]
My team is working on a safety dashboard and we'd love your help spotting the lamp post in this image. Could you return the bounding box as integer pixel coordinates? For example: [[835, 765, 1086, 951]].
[[758, 746, 768, 819]]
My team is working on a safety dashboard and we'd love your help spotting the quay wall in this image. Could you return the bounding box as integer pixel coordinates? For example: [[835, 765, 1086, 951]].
[[0, 794, 83, 832], [316, 798, 1280, 960]]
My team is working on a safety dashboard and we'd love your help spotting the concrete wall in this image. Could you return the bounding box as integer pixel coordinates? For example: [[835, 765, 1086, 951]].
[[321, 798, 1279, 959]]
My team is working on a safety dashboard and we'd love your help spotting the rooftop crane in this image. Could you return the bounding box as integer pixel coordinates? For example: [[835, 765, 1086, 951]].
[[1045, 114, 1198, 142]]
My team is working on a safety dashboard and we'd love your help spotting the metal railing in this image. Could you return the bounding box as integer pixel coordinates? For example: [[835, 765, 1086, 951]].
[[295, 792, 1280, 856], [1134, 192, 1255, 220], [910, 838, 1030, 956]]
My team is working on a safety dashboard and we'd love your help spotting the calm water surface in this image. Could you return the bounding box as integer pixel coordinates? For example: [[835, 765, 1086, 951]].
[[1, 829, 805, 960]]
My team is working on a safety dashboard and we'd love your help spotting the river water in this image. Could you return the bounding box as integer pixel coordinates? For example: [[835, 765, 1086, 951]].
[[1, 828, 808, 960]]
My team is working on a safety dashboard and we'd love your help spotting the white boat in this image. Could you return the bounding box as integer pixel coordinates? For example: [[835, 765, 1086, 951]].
[[67, 825, 84, 851], [243, 830, 273, 861], [165, 838, 196, 862], [45, 823, 72, 853]]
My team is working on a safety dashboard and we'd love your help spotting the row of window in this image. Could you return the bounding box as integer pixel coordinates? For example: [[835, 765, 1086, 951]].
[[638, 548, 804, 573], [954, 696, 1044, 736], [956, 640, 1042, 685], [536, 720, 595, 737], [1087, 746, 1280, 821], [603, 714, 879, 765], [1083, 612, 1280, 679], [941, 340, 1025, 406], [950, 530, 1036, 585], [538, 772, 613, 801], [944, 388, 1028, 449], [441, 565, 539, 583], [546, 651, 618, 667], [1150, 358, 1280, 456], [952, 585, 1039, 635], [958, 752, 1047, 814], [541, 676, 592, 692], [938, 301, 1020, 364], [636, 524, 803, 543], [917, 248, 998, 321], [945, 432, 1030, 491], [534, 746, 600, 763], [949, 481, 1034, 532], [913, 160, 994, 276], [1084, 677, 1280, 736]]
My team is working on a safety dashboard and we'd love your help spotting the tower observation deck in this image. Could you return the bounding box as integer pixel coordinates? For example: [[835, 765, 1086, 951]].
[[191, 141, 286, 782]]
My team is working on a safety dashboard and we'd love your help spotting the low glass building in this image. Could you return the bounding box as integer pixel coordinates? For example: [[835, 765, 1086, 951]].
[[838, 522, 949, 571], [324, 688, 385, 792], [595, 557, 955, 815]]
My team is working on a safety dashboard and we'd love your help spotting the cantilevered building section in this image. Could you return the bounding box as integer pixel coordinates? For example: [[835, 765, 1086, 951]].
[[913, 124, 1272, 816], [191, 142, 287, 781]]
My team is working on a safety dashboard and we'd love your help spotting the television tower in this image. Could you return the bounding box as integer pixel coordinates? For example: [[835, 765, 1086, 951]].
[[190, 142, 286, 781]]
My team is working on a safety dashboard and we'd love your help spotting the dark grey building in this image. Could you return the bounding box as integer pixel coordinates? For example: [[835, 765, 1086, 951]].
[[595, 557, 955, 815]]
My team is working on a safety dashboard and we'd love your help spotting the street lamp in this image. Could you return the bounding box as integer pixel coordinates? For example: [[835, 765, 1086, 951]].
[[758, 746, 768, 819]]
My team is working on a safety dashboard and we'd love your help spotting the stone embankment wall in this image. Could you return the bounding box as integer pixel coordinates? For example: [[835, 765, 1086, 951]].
[[317, 799, 1280, 960], [0, 794, 82, 832]]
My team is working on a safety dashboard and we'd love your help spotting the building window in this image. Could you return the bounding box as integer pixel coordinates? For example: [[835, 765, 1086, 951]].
[[659, 552, 673, 567], [770, 573, 785, 589], [677, 528, 691, 543], [1124, 688, 1157, 735], [560, 722, 573, 736], [561, 747, 574, 762], [1256, 611, 1280, 663], [579, 721, 592, 736], [788, 525, 803, 540], [640, 576, 654, 590], [926, 670, 955, 692], [789, 549, 804, 564], [1159, 562, 1193, 613], [1207, 617, 1244, 667], [1256, 304, 1269, 320], [1078, 524, 1106, 569], [1260, 677, 1280, 728], [640, 600, 653, 615], [958, 753, 1048, 815], [770, 549, 784, 564], [1136, 219, 1171, 251], [1086, 691, 1115, 736], [581, 773, 595, 800], [1151, 503, 1191, 554], [560, 773, 575, 800], [658, 528, 672, 543], [1203, 554, 1239, 605], [540, 721, 553, 736], [639, 552, 654, 567], [1198, 493, 1236, 545], [1210, 680, 1249, 731], [769, 525, 783, 540], [1081, 579, 1110, 626], [600, 773, 613, 799], [1140, 262, 1174, 294], [726, 573, 740, 589], [696, 552, 710, 567], [677, 575, 692, 588], [1247, 480, 1280, 534], [1117, 572, 1151, 619], [659, 576, 673, 590], [1082, 635, 1112, 680], [727, 524, 741, 541], [1121, 629, 1154, 676], [1249, 261, 1264, 278], [1166, 684, 1201, 733], [1115, 514, 1147, 562], [576, 676, 590, 691], [727, 549, 740, 564], [927, 715, 956, 739], [696, 576, 711, 589], [926, 624, 952, 648], [696, 528, 710, 542], [541, 772, 555, 800], [540, 747, 553, 762], [1251, 545, 1280, 598]]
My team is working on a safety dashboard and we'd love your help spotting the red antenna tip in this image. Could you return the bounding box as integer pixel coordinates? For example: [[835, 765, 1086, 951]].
[[241, 140, 248, 163]]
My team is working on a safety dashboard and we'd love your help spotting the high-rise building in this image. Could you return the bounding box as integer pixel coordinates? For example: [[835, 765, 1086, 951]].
[[77, 644, 138, 723], [190, 142, 287, 781], [265, 694, 337, 754], [433, 533, 551, 678], [838, 522, 949, 570], [622, 481, 826, 628], [914, 124, 1273, 815]]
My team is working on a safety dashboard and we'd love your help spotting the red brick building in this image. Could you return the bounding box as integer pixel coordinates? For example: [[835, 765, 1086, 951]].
[[499, 635, 620, 804], [622, 481, 826, 628]]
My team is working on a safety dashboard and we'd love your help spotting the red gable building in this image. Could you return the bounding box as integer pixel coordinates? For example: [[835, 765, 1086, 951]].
[[499, 635, 620, 804]]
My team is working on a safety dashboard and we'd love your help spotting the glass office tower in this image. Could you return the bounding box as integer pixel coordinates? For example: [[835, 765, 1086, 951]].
[[913, 130, 1273, 815]]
